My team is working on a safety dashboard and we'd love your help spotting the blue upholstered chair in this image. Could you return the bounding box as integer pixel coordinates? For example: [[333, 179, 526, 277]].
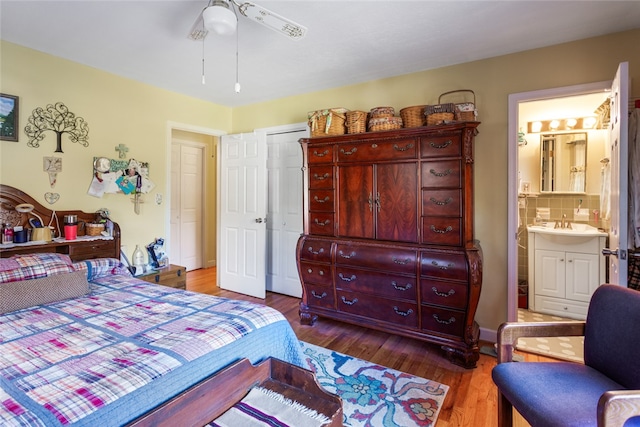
[[492, 284, 640, 427]]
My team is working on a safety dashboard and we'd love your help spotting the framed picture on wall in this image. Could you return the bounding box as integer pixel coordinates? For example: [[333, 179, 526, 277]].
[[0, 93, 19, 142]]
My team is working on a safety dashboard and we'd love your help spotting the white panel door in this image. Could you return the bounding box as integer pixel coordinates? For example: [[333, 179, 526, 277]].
[[266, 130, 305, 297], [219, 132, 267, 298], [179, 145, 203, 271], [605, 62, 629, 285], [170, 144, 181, 264]]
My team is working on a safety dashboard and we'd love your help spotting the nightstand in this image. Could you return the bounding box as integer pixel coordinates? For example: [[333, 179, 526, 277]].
[[139, 264, 186, 289]]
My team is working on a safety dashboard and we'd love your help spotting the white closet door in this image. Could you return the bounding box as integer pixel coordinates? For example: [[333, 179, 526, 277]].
[[170, 143, 204, 271], [219, 132, 267, 298], [266, 130, 305, 297]]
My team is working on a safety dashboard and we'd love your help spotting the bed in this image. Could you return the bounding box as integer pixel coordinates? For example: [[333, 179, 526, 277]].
[[0, 185, 333, 426]]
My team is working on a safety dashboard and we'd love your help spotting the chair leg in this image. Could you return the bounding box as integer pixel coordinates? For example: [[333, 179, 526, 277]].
[[498, 391, 514, 427]]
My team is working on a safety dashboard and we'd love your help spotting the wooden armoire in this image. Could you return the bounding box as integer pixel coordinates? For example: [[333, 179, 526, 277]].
[[296, 122, 482, 368]]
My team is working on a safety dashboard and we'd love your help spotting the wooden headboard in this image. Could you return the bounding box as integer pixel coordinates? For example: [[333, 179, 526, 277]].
[[0, 184, 121, 261]]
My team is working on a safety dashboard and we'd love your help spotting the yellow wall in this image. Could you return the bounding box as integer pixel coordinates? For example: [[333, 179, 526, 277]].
[[0, 41, 231, 260], [1, 30, 638, 333], [233, 29, 640, 332]]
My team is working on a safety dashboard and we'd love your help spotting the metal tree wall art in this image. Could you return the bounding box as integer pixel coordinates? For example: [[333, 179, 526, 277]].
[[25, 102, 89, 153]]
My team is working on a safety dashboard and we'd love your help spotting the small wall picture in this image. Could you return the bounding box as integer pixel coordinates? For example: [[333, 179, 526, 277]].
[[0, 93, 19, 142]]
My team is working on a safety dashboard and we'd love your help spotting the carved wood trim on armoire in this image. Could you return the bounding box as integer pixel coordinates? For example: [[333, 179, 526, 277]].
[[296, 122, 482, 368]]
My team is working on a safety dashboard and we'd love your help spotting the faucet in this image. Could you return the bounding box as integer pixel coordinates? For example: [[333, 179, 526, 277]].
[[555, 214, 572, 229]]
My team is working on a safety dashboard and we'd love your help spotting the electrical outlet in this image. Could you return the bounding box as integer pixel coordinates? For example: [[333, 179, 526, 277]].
[[574, 208, 589, 221], [155, 193, 162, 205]]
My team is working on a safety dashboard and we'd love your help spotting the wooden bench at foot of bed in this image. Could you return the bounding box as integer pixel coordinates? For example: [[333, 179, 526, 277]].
[[127, 357, 343, 427]]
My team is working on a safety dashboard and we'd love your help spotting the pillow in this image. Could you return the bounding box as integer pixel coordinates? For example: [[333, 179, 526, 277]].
[[0, 253, 74, 284], [0, 270, 89, 314], [73, 258, 132, 281]]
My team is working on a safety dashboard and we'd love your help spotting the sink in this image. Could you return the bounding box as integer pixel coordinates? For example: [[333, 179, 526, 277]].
[[527, 222, 607, 244]]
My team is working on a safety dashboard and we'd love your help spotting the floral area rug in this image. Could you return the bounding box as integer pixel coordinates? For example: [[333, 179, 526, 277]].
[[300, 341, 449, 426]]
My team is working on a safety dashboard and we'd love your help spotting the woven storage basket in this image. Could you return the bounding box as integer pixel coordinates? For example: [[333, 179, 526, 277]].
[[346, 110, 368, 134], [400, 105, 426, 128], [308, 108, 348, 137], [85, 223, 105, 236], [424, 103, 456, 126], [438, 90, 477, 121], [368, 116, 403, 132], [369, 106, 395, 118]]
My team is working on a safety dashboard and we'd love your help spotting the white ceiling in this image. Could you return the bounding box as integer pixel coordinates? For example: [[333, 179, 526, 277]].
[[1, 1, 639, 108]]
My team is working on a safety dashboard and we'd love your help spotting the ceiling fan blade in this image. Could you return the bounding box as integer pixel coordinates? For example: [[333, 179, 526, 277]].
[[188, 9, 208, 41], [237, 2, 307, 40]]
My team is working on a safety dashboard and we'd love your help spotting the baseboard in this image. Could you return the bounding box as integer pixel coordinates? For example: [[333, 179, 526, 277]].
[[479, 326, 497, 344]]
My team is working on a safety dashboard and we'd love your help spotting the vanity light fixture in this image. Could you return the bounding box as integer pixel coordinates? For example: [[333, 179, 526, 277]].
[[527, 116, 599, 133]]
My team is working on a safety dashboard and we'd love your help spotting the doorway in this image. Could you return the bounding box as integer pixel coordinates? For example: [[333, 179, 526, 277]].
[[507, 80, 613, 322]]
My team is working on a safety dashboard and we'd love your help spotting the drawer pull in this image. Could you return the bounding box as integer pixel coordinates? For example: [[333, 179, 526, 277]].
[[371, 143, 378, 148], [319, 270, 324, 276], [432, 287, 455, 297], [338, 273, 357, 282], [154, 275, 160, 283], [431, 260, 453, 270], [391, 281, 412, 291], [307, 268, 313, 273], [314, 218, 331, 226], [429, 168, 454, 178], [311, 291, 327, 299], [341, 296, 358, 305], [313, 173, 330, 180], [393, 142, 414, 152], [177, 269, 182, 277], [338, 250, 356, 259], [313, 149, 329, 157], [393, 257, 411, 265], [430, 197, 453, 206], [429, 140, 452, 149], [430, 225, 453, 234], [314, 195, 330, 203], [433, 314, 456, 325], [393, 306, 414, 317], [340, 147, 358, 156], [307, 247, 325, 255]]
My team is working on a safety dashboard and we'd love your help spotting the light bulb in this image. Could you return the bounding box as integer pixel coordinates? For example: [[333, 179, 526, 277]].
[[235, 82, 241, 93]]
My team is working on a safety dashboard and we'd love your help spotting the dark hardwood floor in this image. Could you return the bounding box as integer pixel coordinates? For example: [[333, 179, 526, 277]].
[[187, 267, 543, 426]]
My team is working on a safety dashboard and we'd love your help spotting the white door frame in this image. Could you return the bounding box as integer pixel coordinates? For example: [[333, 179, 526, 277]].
[[166, 121, 225, 264], [507, 81, 611, 322]]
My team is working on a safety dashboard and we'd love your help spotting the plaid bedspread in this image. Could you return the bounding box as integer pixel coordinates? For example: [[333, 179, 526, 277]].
[[0, 274, 304, 426]]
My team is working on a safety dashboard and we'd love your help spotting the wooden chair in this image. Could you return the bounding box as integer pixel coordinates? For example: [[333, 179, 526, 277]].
[[492, 284, 640, 427]]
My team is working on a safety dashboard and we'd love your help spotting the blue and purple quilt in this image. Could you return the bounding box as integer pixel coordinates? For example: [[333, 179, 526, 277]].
[[0, 272, 304, 426]]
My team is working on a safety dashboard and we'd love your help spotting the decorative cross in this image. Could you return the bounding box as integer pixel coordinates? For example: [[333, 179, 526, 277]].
[[115, 143, 129, 159]]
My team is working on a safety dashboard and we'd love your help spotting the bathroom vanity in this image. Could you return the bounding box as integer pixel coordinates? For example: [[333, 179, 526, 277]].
[[527, 223, 607, 320]]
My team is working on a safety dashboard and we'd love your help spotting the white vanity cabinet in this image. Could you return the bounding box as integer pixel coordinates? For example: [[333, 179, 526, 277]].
[[528, 228, 607, 320]]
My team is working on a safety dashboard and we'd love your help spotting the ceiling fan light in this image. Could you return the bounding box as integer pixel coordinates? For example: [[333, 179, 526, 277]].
[[202, 2, 237, 35]]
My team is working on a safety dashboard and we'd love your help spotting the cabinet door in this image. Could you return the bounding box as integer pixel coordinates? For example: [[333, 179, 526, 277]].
[[534, 249, 565, 298], [338, 164, 374, 238], [565, 252, 600, 303], [376, 162, 418, 242]]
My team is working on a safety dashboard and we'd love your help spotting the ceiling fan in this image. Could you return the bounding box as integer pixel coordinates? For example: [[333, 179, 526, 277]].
[[188, 0, 307, 41]]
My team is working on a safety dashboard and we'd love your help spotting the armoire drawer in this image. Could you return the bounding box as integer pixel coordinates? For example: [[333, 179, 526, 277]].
[[420, 134, 462, 158], [420, 251, 469, 280], [307, 146, 334, 164], [300, 261, 332, 286], [309, 190, 335, 212], [422, 189, 462, 216], [421, 279, 468, 310], [308, 166, 334, 189], [421, 160, 462, 188], [421, 305, 465, 337], [305, 284, 335, 310], [309, 214, 334, 236], [336, 139, 417, 163], [337, 291, 418, 328], [334, 243, 416, 274], [68, 240, 116, 261], [334, 266, 417, 301], [299, 239, 332, 262], [421, 217, 462, 246]]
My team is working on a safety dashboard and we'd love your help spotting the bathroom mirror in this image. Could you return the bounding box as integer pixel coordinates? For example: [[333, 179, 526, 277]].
[[540, 132, 587, 193]]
